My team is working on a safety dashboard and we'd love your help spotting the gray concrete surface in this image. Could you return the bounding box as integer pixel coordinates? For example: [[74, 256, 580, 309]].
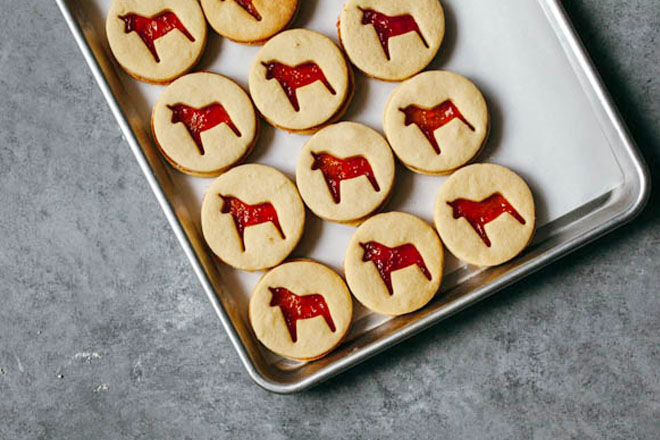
[[0, 0, 658, 438]]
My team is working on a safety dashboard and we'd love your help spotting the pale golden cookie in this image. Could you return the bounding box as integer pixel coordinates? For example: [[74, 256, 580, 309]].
[[338, 0, 445, 81], [434, 163, 536, 266], [201, 0, 299, 44], [383, 71, 489, 175], [151, 72, 258, 177], [106, 0, 207, 84], [344, 212, 444, 316], [249, 260, 353, 361], [296, 122, 395, 224], [201, 164, 305, 271], [249, 29, 352, 132]]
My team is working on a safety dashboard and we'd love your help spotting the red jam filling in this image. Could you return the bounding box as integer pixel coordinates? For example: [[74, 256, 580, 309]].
[[360, 241, 432, 295], [167, 103, 241, 155], [262, 61, 336, 112], [311, 152, 380, 204], [269, 287, 336, 343], [447, 193, 526, 247], [358, 8, 428, 61], [220, 195, 285, 251], [223, 0, 262, 21], [118, 11, 194, 63], [399, 100, 475, 154]]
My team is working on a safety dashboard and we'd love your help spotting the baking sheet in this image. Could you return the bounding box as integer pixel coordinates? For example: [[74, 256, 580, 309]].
[[70, 0, 633, 375]]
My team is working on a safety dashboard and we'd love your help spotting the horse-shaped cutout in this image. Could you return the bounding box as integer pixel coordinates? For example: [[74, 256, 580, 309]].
[[167, 103, 241, 155], [399, 100, 475, 155], [219, 195, 285, 252], [262, 61, 336, 112], [311, 152, 380, 204], [358, 7, 428, 61], [118, 11, 195, 63], [447, 192, 526, 247], [220, 0, 262, 21], [360, 241, 432, 295], [269, 287, 336, 343]]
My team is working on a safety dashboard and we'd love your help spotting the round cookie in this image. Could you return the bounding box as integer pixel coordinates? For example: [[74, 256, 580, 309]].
[[201, 164, 305, 271], [249, 29, 353, 133], [151, 72, 258, 177], [296, 122, 395, 224], [344, 212, 444, 316], [201, 0, 299, 44], [249, 260, 353, 361], [106, 0, 207, 84], [338, 0, 445, 81], [434, 163, 535, 266], [383, 71, 489, 175]]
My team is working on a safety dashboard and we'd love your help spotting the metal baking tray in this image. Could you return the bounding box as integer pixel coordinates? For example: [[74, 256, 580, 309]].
[[56, 0, 649, 393]]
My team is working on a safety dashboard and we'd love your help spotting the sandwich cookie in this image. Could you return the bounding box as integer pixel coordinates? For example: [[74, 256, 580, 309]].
[[106, 0, 207, 84], [152, 72, 258, 177], [249, 260, 353, 361], [338, 0, 445, 81], [296, 122, 395, 224], [344, 212, 444, 316], [201, 164, 305, 271], [249, 29, 353, 133], [383, 70, 489, 175], [434, 163, 535, 266], [201, 0, 299, 44]]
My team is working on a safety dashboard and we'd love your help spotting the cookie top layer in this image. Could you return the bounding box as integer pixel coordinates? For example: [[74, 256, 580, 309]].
[[296, 122, 395, 224], [344, 212, 444, 316], [201, 0, 299, 44], [384, 71, 489, 175], [249, 29, 351, 132], [339, 0, 444, 81], [106, 0, 207, 84], [201, 164, 305, 271], [249, 260, 353, 361], [152, 72, 258, 177], [434, 163, 535, 266]]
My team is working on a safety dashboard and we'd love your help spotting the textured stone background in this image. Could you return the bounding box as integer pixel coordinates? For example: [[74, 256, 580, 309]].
[[0, 0, 658, 439]]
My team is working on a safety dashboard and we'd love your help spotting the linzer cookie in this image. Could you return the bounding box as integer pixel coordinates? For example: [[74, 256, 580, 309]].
[[434, 163, 535, 266], [296, 122, 395, 224], [201, 0, 299, 44], [249, 260, 353, 361], [384, 71, 489, 175], [344, 212, 443, 316], [151, 72, 258, 177], [201, 164, 305, 271], [249, 29, 353, 133], [106, 0, 207, 84], [338, 0, 445, 81]]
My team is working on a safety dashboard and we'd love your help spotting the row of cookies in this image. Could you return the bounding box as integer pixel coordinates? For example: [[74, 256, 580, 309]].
[[105, 0, 300, 84], [150, 66, 487, 180], [106, 0, 447, 83]]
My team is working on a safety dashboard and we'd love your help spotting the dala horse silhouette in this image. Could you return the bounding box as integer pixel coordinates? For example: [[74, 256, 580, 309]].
[[119, 11, 195, 63], [220, 195, 285, 251], [269, 287, 336, 343], [221, 0, 262, 21], [358, 7, 428, 61], [360, 241, 432, 295], [399, 101, 475, 154], [447, 193, 526, 247], [168, 103, 241, 155], [261, 61, 336, 112], [311, 152, 380, 204]]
